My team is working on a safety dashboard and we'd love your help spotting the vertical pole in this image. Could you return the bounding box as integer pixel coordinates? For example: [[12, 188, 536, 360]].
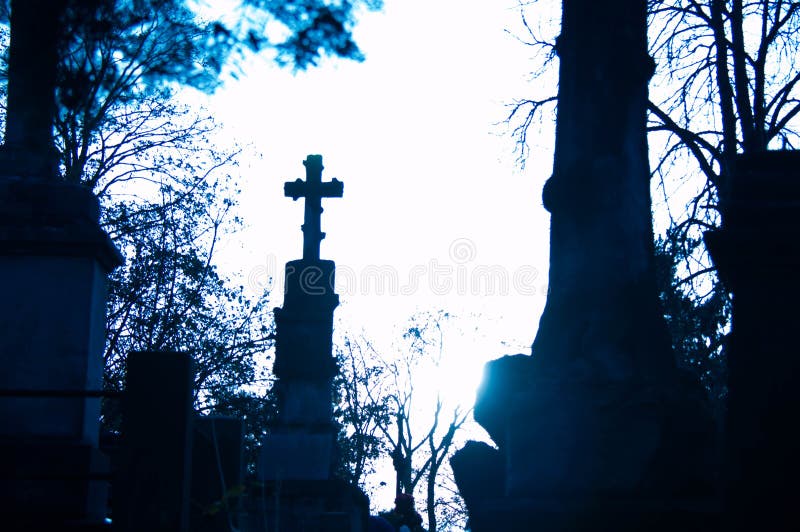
[[302, 155, 323, 261]]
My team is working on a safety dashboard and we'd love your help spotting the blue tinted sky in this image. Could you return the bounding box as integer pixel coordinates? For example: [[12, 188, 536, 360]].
[[206, 0, 558, 406]]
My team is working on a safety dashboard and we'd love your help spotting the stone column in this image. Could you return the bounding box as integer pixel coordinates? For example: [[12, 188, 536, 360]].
[[257, 156, 369, 531], [0, 0, 123, 526], [260, 258, 339, 481], [706, 151, 800, 532]]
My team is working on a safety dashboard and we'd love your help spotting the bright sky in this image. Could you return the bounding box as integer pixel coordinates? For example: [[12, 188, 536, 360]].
[[196, 0, 560, 516], [205, 0, 556, 414]]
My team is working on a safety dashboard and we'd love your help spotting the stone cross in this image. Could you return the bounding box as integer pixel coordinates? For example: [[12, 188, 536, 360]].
[[284, 154, 343, 261]]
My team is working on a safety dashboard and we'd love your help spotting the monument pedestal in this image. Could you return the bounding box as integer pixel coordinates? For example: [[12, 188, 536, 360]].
[[706, 151, 800, 532], [0, 178, 121, 527], [1, 441, 110, 528], [454, 356, 719, 532], [459, 496, 719, 532], [251, 479, 369, 532]]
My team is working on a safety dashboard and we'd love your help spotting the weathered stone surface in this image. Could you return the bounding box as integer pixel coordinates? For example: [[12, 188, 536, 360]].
[[1, 0, 61, 180], [472, 354, 532, 450], [0, 180, 121, 527], [274, 259, 339, 382], [0, 3, 122, 527], [260, 432, 336, 481], [449, 441, 503, 519]]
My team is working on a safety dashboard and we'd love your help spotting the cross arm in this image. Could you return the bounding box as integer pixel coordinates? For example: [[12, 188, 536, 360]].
[[322, 178, 344, 198], [283, 178, 344, 200], [284, 179, 305, 200]]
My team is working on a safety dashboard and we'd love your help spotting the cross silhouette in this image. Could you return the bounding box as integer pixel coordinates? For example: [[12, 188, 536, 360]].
[[284, 155, 343, 261]]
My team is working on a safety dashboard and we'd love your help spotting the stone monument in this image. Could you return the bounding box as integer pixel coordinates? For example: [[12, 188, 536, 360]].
[[258, 155, 368, 531], [706, 151, 800, 532], [452, 2, 717, 531], [0, 0, 122, 527]]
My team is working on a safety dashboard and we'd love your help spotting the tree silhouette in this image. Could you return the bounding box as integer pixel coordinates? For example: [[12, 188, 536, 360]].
[[507, 1, 800, 403], [341, 313, 469, 532], [334, 333, 392, 490], [0, 0, 383, 441]]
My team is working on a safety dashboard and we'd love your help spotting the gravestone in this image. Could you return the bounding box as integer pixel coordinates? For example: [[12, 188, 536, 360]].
[[115, 352, 194, 532], [452, 2, 717, 531], [0, 1, 122, 527], [258, 155, 368, 531], [705, 151, 800, 532]]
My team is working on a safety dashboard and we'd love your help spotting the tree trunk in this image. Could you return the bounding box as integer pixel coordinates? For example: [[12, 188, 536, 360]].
[[533, 0, 675, 385], [730, 0, 758, 152], [710, 0, 740, 208], [426, 463, 437, 532]]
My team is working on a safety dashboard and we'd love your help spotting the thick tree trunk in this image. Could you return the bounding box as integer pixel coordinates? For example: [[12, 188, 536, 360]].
[[532, 0, 675, 386], [454, 3, 718, 529]]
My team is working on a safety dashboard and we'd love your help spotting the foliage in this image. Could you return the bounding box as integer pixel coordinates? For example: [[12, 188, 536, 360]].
[[0, 1, 280, 438], [205, 387, 279, 475], [101, 172, 274, 404], [219, 0, 384, 70], [0, 0, 383, 79], [58, 59, 278, 444], [648, 0, 800, 183], [334, 333, 392, 489], [337, 312, 469, 532], [48, 12, 277, 427], [654, 230, 729, 414], [56, 0, 223, 95], [646, 0, 800, 303]]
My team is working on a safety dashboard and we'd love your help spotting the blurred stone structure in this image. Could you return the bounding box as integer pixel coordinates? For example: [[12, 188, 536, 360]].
[[0, 1, 122, 528]]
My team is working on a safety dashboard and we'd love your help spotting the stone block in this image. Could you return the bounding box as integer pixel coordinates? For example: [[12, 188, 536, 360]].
[[259, 432, 335, 481], [115, 351, 194, 532], [247, 479, 369, 532], [0, 255, 107, 443]]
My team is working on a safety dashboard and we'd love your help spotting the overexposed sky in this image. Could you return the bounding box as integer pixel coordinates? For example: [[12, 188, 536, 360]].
[[205, 0, 557, 407]]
